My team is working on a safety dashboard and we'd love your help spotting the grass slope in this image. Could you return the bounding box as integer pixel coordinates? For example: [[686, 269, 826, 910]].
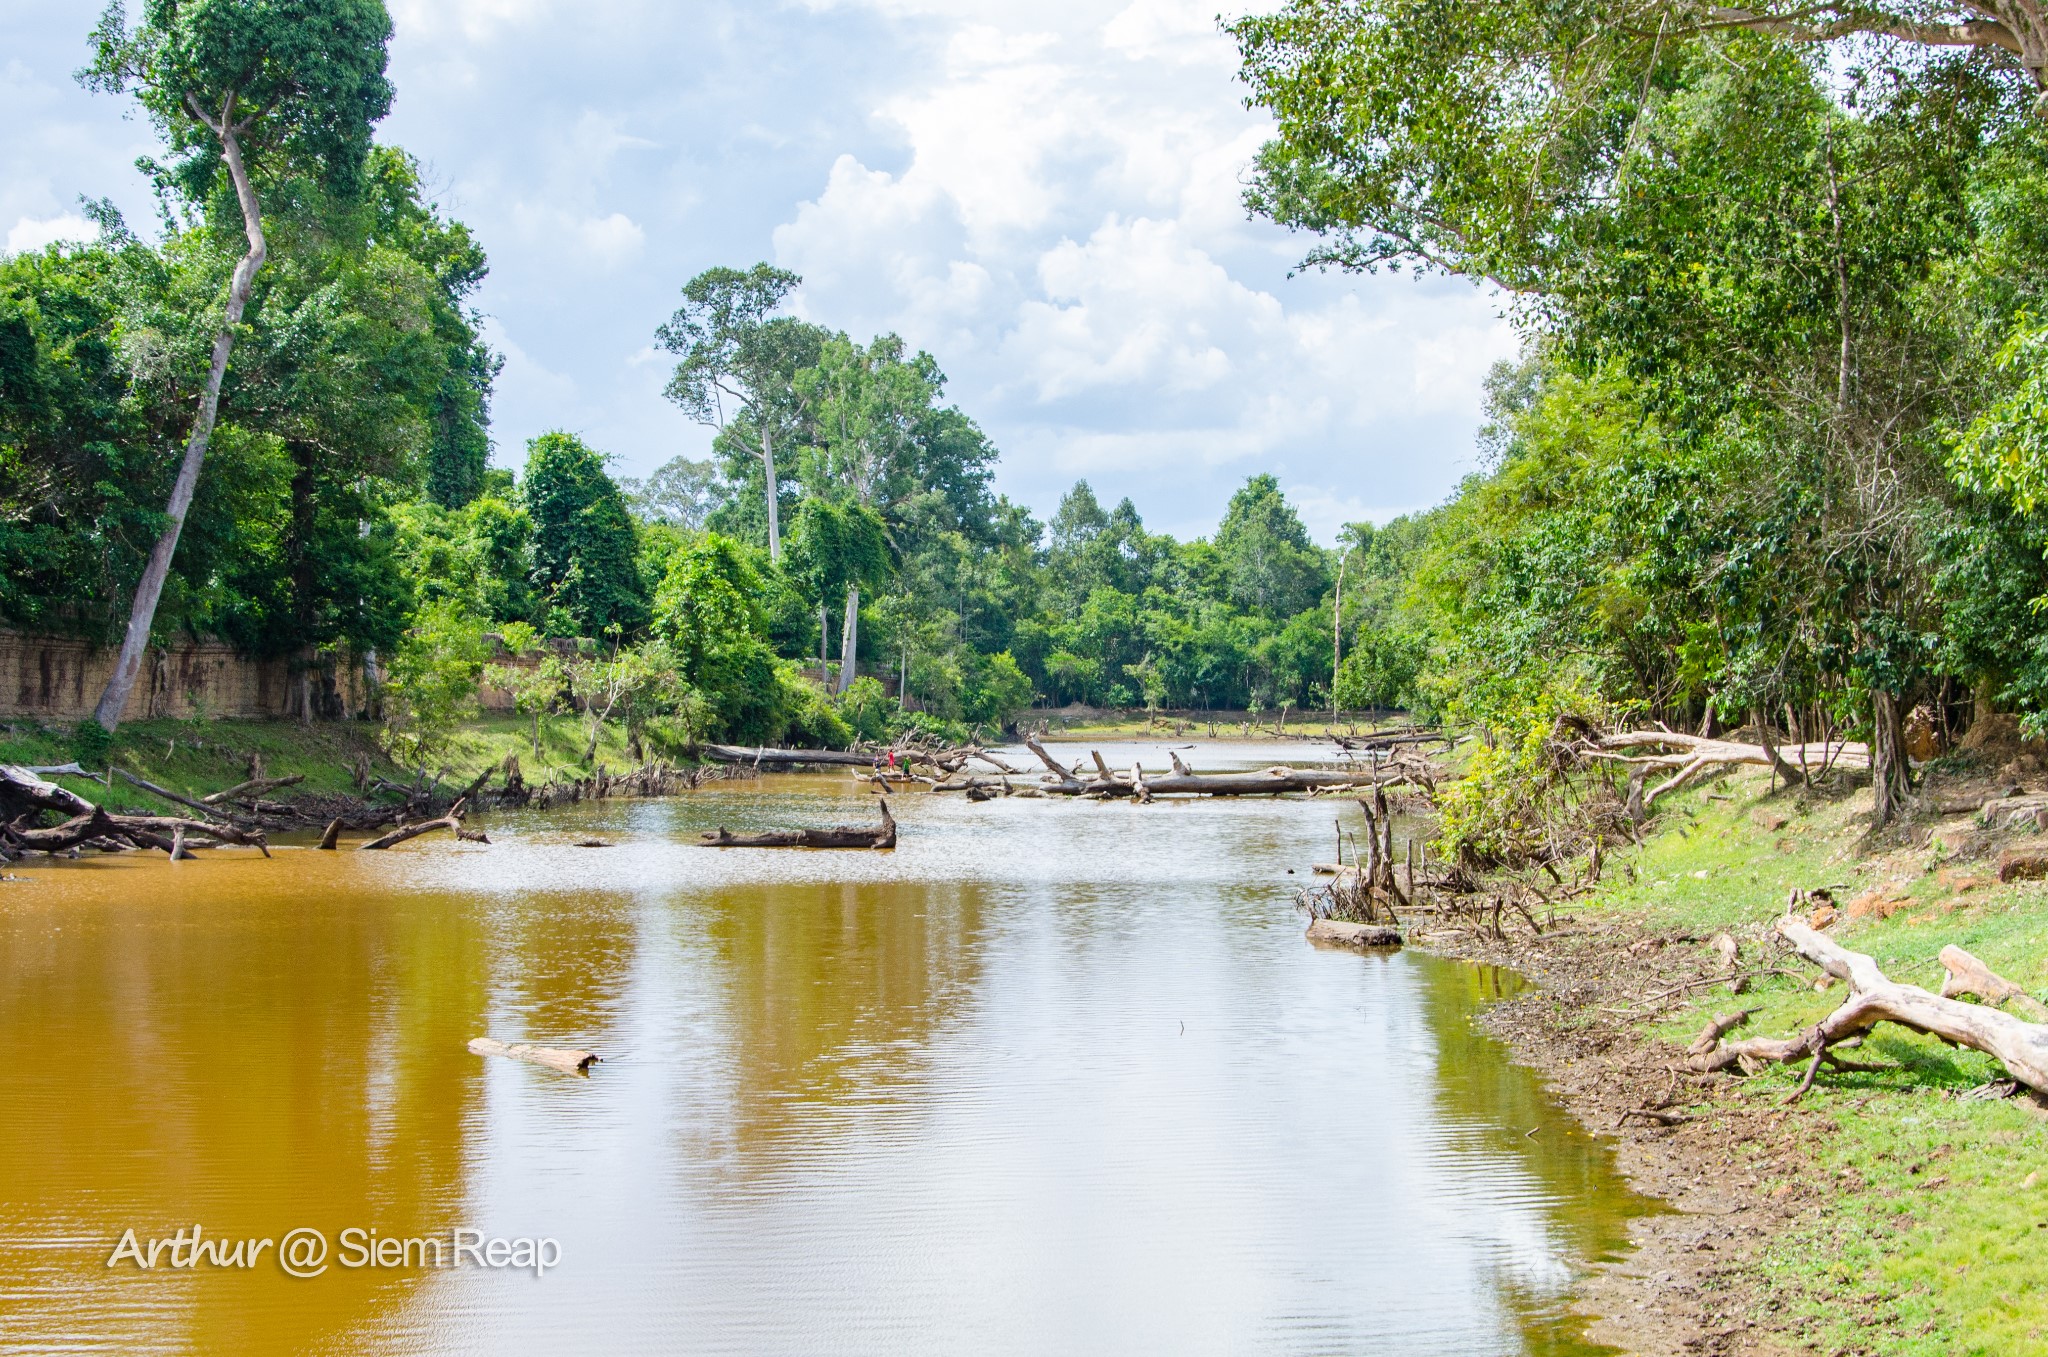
[[1582, 767, 2048, 1355]]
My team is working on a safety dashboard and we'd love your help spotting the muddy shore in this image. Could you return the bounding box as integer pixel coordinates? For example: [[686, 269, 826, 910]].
[[1414, 916, 1827, 1356]]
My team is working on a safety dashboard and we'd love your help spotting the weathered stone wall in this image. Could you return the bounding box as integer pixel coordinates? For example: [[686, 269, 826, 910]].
[[0, 631, 372, 723]]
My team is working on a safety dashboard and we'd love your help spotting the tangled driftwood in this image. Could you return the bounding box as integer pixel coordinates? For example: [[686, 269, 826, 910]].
[[0, 766, 272, 860], [1688, 917, 2048, 1099], [981, 739, 1430, 800]]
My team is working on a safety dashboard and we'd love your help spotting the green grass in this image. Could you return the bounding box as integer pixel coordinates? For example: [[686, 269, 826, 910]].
[[0, 712, 656, 812], [1570, 769, 2048, 1354]]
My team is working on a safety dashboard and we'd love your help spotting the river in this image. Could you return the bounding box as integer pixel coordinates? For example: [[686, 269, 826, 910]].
[[0, 740, 1651, 1355]]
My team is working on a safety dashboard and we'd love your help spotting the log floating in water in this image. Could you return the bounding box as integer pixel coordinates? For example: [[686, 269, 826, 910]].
[[468, 1038, 600, 1075], [1306, 918, 1404, 949], [698, 798, 897, 849]]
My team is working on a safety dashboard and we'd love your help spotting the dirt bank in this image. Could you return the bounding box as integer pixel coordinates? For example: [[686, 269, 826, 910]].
[[1403, 750, 2048, 1356]]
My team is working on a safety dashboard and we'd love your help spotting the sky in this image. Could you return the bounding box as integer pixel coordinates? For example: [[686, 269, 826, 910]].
[[2, 0, 1517, 544]]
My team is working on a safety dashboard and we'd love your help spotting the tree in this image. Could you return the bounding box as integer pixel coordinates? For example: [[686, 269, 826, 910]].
[[1214, 474, 1328, 620], [656, 264, 817, 560], [624, 455, 728, 529], [482, 622, 561, 756], [784, 497, 890, 688], [521, 431, 647, 638], [80, 0, 394, 732]]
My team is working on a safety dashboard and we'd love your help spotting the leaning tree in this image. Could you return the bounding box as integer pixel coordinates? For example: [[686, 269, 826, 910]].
[[80, 0, 393, 732]]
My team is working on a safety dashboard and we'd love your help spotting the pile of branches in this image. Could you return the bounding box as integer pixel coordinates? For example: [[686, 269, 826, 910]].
[[1, 765, 270, 861]]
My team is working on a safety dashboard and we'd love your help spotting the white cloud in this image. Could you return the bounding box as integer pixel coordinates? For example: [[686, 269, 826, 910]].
[[575, 211, 646, 266], [767, 0, 1515, 530], [6, 212, 95, 254], [386, 0, 559, 40]]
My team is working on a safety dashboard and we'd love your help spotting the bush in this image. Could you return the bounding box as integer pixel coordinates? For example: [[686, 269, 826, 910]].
[[779, 666, 853, 749], [837, 675, 896, 744], [70, 718, 113, 769]]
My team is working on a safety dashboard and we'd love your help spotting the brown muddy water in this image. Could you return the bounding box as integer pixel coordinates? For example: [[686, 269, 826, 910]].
[[0, 740, 1653, 1355]]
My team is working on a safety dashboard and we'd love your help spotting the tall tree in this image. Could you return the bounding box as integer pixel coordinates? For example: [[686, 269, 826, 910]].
[[522, 431, 647, 638], [79, 0, 394, 731], [656, 263, 816, 561]]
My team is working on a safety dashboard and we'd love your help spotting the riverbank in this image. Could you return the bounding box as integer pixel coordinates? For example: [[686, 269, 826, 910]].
[[1413, 754, 2048, 1355], [0, 714, 671, 827]]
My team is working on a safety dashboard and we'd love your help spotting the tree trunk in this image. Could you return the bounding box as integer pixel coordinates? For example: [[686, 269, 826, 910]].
[[1871, 687, 1912, 827], [94, 111, 267, 733], [838, 584, 859, 694], [760, 424, 781, 562], [818, 601, 830, 685]]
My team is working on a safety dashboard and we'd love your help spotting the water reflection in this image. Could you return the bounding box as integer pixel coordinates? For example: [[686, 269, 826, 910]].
[[0, 742, 1650, 1354]]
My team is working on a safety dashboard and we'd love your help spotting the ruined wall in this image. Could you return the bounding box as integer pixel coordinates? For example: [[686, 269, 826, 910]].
[[0, 631, 373, 723]]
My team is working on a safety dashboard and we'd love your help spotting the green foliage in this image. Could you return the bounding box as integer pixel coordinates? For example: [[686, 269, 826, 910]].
[[780, 666, 853, 749], [382, 600, 490, 761], [1950, 319, 2048, 513], [70, 718, 114, 769], [836, 675, 895, 744], [81, 0, 395, 205], [522, 430, 647, 637]]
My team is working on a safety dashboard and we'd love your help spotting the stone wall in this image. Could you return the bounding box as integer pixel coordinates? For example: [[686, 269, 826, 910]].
[[0, 630, 372, 723]]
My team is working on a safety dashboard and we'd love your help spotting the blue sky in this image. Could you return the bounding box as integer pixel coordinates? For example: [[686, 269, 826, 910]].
[[3, 0, 1516, 543]]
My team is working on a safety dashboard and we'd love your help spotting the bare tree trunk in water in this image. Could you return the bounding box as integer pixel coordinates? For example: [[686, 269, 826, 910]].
[[1871, 689, 1912, 827], [760, 425, 781, 562], [95, 99, 267, 732], [837, 585, 859, 694]]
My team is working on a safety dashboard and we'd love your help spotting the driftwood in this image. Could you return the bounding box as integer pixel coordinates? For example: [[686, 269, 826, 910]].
[[1014, 739, 1424, 799], [201, 774, 304, 805], [1583, 731, 1871, 811], [1688, 918, 2048, 1098], [1939, 945, 2048, 1020], [359, 799, 469, 851], [318, 818, 344, 850], [468, 1038, 600, 1075], [1, 765, 98, 818], [698, 798, 897, 849], [1306, 918, 1403, 948], [113, 769, 228, 821]]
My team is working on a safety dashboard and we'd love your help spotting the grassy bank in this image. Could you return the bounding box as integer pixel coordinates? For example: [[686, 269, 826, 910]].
[[0, 714, 657, 813], [1484, 762, 2048, 1355]]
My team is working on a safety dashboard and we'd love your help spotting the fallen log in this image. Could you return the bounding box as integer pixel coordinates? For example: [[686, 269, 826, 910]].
[[113, 769, 228, 822], [698, 798, 896, 849], [359, 799, 469, 851], [1306, 918, 1403, 949], [468, 1038, 600, 1075], [0, 765, 98, 818], [1583, 732, 1871, 811], [1939, 946, 2048, 1020], [110, 815, 271, 856], [1688, 918, 2048, 1097], [318, 818, 344, 850], [201, 774, 305, 805]]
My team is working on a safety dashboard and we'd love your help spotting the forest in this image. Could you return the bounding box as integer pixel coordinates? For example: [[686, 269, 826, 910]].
[[7, 0, 2048, 825]]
